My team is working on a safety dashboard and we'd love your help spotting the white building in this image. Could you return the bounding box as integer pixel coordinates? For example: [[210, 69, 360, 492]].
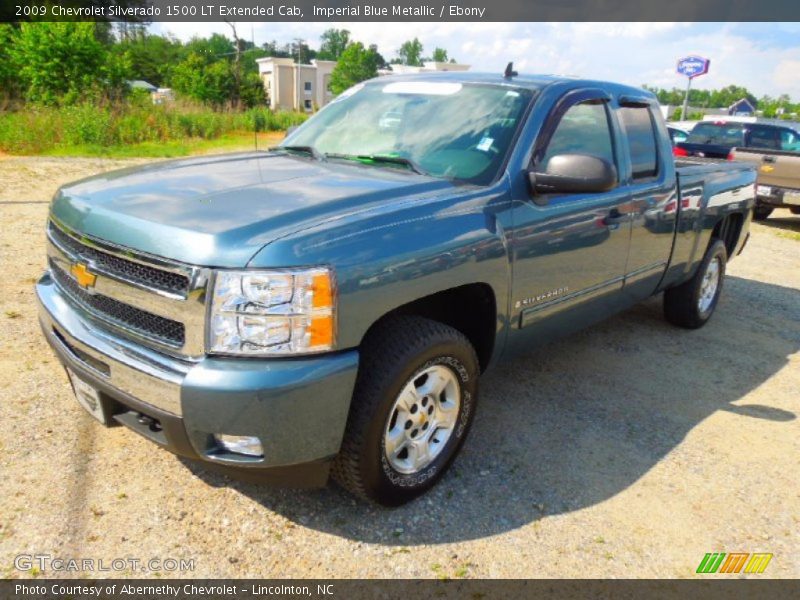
[[256, 57, 336, 112]]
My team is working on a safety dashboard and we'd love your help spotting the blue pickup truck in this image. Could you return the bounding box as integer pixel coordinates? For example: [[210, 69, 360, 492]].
[[37, 73, 756, 505]]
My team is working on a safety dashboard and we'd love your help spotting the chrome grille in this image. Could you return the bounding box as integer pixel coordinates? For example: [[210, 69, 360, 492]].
[[50, 260, 185, 347], [48, 222, 189, 295]]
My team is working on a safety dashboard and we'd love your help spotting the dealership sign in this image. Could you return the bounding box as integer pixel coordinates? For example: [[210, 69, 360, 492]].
[[677, 56, 711, 79]]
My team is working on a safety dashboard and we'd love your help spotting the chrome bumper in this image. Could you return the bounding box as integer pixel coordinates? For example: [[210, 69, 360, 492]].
[[36, 272, 190, 416]]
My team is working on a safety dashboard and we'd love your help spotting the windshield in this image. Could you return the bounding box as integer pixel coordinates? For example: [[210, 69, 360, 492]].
[[686, 122, 745, 146], [281, 81, 534, 185]]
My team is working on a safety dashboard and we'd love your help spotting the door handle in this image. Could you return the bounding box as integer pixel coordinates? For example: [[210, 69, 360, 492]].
[[603, 209, 628, 228], [763, 156, 776, 164]]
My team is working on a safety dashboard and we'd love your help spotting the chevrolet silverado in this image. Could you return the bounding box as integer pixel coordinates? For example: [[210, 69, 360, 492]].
[[37, 73, 756, 505]]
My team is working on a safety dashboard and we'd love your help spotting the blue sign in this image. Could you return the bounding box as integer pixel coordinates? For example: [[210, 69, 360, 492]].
[[677, 56, 711, 79]]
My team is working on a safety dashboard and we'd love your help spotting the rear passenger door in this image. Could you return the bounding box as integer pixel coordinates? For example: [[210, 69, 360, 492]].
[[616, 100, 676, 300]]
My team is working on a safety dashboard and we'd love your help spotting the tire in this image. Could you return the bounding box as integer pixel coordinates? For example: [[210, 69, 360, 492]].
[[664, 239, 727, 329], [332, 316, 479, 506], [790, 207, 800, 216], [753, 206, 773, 221]]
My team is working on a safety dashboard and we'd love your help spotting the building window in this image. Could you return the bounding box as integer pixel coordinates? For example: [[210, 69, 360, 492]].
[[304, 99, 312, 111], [304, 82, 312, 93]]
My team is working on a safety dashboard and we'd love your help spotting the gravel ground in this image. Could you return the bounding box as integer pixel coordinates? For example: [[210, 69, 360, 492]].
[[0, 156, 798, 579]]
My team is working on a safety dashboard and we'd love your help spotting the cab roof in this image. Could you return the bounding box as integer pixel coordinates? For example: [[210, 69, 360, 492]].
[[365, 71, 656, 100]]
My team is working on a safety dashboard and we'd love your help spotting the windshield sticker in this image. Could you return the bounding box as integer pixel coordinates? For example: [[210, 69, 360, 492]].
[[382, 82, 463, 95], [477, 137, 494, 152]]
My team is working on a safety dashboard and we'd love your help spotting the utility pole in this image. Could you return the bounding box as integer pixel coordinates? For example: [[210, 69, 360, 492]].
[[681, 76, 692, 121], [225, 21, 242, 109]]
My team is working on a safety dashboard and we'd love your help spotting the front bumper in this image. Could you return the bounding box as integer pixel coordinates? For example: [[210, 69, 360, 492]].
[[36, 272, 359, 487]]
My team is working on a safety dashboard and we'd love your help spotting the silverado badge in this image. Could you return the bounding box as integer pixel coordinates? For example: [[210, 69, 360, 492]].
[[70, 262, 97, 289]]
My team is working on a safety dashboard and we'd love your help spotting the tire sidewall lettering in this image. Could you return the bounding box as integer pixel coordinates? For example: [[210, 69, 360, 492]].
[[380, 354, 474, 487]]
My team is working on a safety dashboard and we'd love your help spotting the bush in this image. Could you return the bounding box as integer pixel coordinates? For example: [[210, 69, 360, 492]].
[[0, 101, 307, 154]]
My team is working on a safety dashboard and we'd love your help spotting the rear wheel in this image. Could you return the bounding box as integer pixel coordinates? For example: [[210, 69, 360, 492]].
[[664, 239, 727, 329], [753, 206, 773, 221], [790, 207, 800, 216], [332, 316, 479, 505]]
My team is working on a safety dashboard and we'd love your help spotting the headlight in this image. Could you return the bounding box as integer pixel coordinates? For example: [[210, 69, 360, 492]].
[[209, 268, 335, 356]]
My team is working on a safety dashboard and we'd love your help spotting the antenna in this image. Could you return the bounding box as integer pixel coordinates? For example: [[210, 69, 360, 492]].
[[504, 62, 518, 78]]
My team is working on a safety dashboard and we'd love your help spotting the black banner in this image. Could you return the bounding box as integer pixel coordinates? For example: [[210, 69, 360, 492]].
[[3, 0, 800, 22], [4, 579, 800, 600]]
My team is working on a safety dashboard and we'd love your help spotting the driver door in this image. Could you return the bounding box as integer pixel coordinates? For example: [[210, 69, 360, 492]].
[[506, 90, 633, 351]]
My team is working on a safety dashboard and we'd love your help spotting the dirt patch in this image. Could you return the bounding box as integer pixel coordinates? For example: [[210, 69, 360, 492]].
[[0, 158, 798, 579]]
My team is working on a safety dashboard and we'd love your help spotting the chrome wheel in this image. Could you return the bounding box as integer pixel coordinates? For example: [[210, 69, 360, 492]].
[[383, 364, 461, 475], [698, 257, 720, 314]]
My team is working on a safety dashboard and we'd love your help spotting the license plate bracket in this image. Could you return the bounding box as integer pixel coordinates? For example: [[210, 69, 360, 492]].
[[67, 368, 109, 425]]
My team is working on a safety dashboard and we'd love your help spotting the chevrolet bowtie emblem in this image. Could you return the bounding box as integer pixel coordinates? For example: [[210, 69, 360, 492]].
[[70, 263, 97, 289]]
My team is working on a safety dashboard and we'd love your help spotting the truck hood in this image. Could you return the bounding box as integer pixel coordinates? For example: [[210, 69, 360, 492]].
[[51, 152, 452, 267]]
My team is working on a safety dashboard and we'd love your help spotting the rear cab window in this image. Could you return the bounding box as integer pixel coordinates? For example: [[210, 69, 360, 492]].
[[619, 106, 659, 179], [685, 122, 746, 146]]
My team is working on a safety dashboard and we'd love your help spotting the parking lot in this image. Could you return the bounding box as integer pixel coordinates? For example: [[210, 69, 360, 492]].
[[0, 156, 798, 578]]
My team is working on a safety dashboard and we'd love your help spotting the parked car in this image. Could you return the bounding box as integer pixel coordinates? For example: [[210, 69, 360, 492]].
[[36, 73, 756, 505], [731, 142, 800, 220], [675, 119, 800, 159], [667, 124, 691, 145]]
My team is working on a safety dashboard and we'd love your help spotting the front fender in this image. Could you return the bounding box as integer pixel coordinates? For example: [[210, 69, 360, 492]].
[[247, 184, 513, 353]]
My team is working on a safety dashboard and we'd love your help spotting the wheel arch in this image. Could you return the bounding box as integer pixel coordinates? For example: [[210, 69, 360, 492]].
[[359, 283, 498, 372]]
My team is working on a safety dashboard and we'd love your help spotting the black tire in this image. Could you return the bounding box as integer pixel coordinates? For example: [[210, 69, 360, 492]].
[[790, 207, 800, 216], [332, 316, 479, 506], [753, 206, 773, 221], [664, 239, 727, 329]]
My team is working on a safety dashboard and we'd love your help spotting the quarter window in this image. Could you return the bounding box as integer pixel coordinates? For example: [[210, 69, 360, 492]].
[[620, 106, 659, 179]]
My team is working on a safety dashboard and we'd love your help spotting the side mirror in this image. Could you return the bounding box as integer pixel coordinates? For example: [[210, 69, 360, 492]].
[[529, 154, 617, 200], [284, 125, 299, 138]]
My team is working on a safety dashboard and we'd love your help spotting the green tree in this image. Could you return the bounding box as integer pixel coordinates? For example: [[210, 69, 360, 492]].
[[171, 53, 236, 107], [430, 47, 449, 62], [397, 38, 424, 66], [329, 42, 380, 96], [318, 29, 351, 61], [0, 25, 19, 107], [185, 33, 235, 62], [10, 22, 128, 105], [117, 33, 184, 87]]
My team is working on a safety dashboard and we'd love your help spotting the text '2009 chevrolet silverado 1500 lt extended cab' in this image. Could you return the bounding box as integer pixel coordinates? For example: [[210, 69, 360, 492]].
[[37, 72, 756, 505]]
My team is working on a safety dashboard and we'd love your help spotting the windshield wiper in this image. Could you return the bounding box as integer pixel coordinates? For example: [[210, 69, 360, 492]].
[[326, 153, 429, 176], [270, 145, 326, 161]]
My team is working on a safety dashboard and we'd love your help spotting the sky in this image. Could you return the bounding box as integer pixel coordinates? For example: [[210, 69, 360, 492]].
[[151, 22, 800, 99]]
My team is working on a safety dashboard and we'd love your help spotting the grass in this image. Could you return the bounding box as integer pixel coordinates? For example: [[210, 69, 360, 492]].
[[39, 131, 286, 159], [774, 229, 800, 242], [0, 101, 306, 156]]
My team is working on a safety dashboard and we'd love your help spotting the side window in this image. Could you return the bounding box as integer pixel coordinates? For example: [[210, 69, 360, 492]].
[[619, 106, 659, 179], [748, 126, 780, 150], [780, 130, 800, 152], [539, 101, 615, 171]]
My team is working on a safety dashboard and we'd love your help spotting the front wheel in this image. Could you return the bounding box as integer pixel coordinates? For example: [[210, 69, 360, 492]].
[[664, 239, 727, 329], [332, 316, 479, 505]]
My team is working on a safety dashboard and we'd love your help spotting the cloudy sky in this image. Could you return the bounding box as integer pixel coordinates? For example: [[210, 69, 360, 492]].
[[152, 22, 800, 99]]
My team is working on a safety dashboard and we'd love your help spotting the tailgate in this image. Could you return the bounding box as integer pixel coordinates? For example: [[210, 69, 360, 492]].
[[732, 148, 800, 190]]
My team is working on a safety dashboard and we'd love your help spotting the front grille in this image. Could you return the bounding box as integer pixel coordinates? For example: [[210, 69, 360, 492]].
[[51, 260, 185, 347], [49, 223, 189, 295]]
